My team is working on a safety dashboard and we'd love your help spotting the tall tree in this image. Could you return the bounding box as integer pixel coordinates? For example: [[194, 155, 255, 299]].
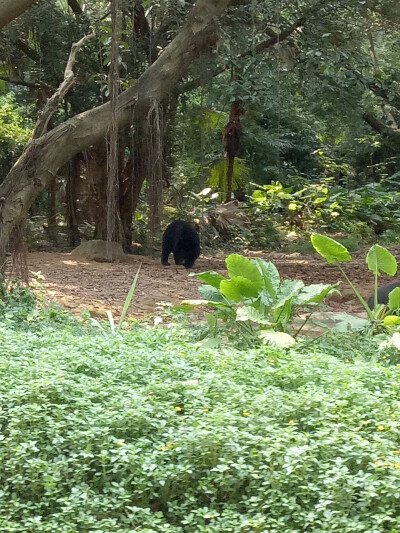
[[0, 0, 232, 269]]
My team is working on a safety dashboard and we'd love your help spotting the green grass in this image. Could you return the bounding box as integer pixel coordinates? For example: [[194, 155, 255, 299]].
[[1, 313, 400, 531]]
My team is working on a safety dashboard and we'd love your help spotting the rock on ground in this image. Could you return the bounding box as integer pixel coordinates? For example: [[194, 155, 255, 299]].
[[70, 240, 125, 262]]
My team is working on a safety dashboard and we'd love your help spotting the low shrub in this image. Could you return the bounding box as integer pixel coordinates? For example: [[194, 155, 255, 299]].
[[1, 315, 400, 531]]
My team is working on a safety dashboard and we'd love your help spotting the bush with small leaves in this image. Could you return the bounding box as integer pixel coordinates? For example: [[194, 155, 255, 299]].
[[2, 312, 400, 531]]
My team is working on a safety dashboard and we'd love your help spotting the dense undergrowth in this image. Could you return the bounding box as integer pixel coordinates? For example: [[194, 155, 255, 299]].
[[1, 307, 400, 532]]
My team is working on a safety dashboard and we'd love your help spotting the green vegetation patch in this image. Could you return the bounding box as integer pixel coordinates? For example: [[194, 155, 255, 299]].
[[1, 318, 400, 532]]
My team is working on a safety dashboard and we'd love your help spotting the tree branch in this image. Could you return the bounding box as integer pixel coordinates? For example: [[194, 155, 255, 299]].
[[363, 112, 400, 146], [0, 74, 54, 91], [67, 0, 83, 15], [181, 17, 304, 94], [0, 0, 38, 31], [239, 18, 305, 58], [11, 38, 41, 62], [31, 32, 95, 139]]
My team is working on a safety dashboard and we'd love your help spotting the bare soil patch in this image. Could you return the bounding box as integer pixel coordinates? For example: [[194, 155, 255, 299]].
[[22, 247, 400, 319]]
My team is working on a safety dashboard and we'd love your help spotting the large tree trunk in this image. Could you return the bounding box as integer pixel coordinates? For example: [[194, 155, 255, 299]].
[[0, 0, 232, 267], [0, 0, 38, 30]]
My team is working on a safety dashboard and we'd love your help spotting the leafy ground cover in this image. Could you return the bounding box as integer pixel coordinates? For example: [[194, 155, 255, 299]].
[[1, 310, 400, 532]]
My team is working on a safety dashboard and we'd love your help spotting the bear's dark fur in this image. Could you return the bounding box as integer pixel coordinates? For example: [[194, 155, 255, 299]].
[[161, 220, 200, 269], [367, 280, 400, 309]]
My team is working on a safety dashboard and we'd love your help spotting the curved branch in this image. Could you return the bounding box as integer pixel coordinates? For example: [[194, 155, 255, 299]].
[[0, 0, 38, 31], [0, 75, 54, 91], [31, 32, 95, 139], [363, 112, 400, 146]]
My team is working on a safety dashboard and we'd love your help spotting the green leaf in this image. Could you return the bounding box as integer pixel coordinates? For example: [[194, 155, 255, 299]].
[[106, 310, 115, 334], [225, 254, 263, 288], [366, 245, 397, 276], [198, 284, 224, 302], [236, 306, 272, 325], [274, 280, 305, 308], [118, 264, 141, 331], [253, 258, 280, 298], [296, 283, 339, 305], [192, 270, 226, 289], [388, 287, 400, 309], [174, 303, 197, 312], [311, 233, 351, 264], [330, 313, 369, 331], [272, 299, 293, 327], [220, 277, 260, 302], [383, 315, 400, 326], [205, 312, 217, 327]]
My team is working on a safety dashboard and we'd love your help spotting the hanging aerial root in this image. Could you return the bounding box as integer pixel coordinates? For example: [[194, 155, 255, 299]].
[[146, 102, 164, 255]]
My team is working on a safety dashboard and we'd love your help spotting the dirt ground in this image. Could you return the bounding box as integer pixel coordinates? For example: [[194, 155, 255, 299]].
[[17, 246, 400, 320]]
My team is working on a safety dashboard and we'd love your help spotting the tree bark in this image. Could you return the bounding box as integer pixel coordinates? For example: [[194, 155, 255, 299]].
[[0, 0, 232, 267], [363, 112, 400, 146], [0, 0, 39, 30]]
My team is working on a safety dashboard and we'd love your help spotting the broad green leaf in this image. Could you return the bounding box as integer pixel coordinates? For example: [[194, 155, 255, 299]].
[[366, 245, 397, 276], [220, 277, 260, 302], [259, 330, 296, 348], [330, 313, 369, 331], [198, 284, 224, 302], [192, 270, 226, 288], [295, 283, 339, 305], [388, 287, 400, 309], [311, 233, 351, 264], [225, 254, 263, 290], [274, 280, 305, 308], [273, 299, 293, 327], [253, 258, 280, 298], [383, 315, 400, 326], [259, 289, 274, 307], [252, 190, 266, 202], [236, 306, 272, 325]]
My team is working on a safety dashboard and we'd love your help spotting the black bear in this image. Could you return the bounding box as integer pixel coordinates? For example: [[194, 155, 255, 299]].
[[367, 280, 400, 309], [161, 220, 200, 269]]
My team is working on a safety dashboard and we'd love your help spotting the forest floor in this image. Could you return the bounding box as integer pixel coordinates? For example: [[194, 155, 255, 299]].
[[19, 246, 400, 321]]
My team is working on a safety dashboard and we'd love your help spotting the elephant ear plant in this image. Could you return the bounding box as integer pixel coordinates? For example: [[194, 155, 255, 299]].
[[311, 233, 400, 331], [182, 253, 338, 348]]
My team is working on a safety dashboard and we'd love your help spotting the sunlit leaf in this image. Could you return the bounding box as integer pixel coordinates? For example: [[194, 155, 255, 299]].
[[311, 233, 351, 264], [366, 245, 397, 276]]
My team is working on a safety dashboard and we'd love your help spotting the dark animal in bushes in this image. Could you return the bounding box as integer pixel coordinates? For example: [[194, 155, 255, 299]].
[[367, 281, 400, 309], [161, 220, 200, 269]]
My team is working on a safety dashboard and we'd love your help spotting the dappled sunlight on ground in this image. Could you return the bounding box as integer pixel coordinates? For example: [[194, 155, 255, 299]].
[[20, 247, 400, 320]]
